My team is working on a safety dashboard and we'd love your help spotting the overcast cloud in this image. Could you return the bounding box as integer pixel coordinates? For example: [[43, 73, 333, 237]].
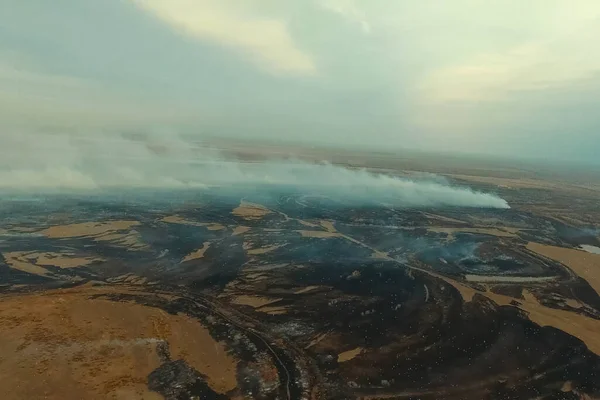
[[1, 0, 599, 164]]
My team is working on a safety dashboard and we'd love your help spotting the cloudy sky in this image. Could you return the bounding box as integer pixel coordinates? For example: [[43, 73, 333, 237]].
[[2, 0, 599, 164]]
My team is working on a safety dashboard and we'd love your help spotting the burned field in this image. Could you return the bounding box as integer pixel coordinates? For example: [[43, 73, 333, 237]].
[[1, 179, 600, 399]]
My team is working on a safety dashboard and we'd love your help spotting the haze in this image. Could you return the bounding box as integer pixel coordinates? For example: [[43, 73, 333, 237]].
[[0, 133, 509, 209], [1, 0, 599, 164]]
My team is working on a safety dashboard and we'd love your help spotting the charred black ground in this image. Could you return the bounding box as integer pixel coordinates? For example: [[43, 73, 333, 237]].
[[1, 178, 600, 399]]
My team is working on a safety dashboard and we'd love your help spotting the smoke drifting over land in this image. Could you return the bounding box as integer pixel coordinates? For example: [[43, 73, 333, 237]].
[[0, 133, 509, 209]]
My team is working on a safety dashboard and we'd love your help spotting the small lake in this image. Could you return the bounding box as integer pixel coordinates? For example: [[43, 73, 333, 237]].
[[579, 245, 600, 254]]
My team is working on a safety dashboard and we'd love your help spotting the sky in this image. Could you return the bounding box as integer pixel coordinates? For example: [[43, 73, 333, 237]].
[[1, 0, 600, 164]]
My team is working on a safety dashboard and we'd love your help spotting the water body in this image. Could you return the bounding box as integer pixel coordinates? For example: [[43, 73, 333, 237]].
[[579, 245, 600, 254]]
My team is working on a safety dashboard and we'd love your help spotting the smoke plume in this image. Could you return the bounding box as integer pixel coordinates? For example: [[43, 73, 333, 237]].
[[0, 132, 509, 209]]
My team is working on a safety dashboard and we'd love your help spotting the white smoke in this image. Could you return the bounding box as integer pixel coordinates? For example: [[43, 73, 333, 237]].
[[0, 132, 509, 208]]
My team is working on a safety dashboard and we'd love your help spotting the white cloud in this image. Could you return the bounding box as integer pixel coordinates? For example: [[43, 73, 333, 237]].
[[319, 0, 370, 34], [0, 55, 197, 129], [0, 61, 89, 89], [417, 5, 600, 103], [419, 44, 600, 104], [130, 0, 316, 75]]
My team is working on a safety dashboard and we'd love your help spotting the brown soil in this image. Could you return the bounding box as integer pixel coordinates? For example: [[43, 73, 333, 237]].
[[36, 252, 103, 268], [371, 250, 390, 260], [298, 220, 319, 228], [0, 286, 238, 399], [182, 242, 211, 262], [161, 215, 199, 225], [162, 216, 225, 231], [338, 347, 363, 362], [247, 244, 284, 255], [3, 251, 52, 276], [438, 275, 600, 355], [230, 295, 282, 308], [298, 230, 341, 238], [527, 242, 600, 295], [3, 250, 102, 277], [232, 226, 251, 236], [256, 306, 288, 315], [41, 221, 140, 238], [37, 220, 148, 251], [293, 286, 321, 294], [93, 231, 147, 250], [205, 223, 226, 231], [320, 220, 336, 233], [305, 333, 330, 350], [231, 201, 271, 220]]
